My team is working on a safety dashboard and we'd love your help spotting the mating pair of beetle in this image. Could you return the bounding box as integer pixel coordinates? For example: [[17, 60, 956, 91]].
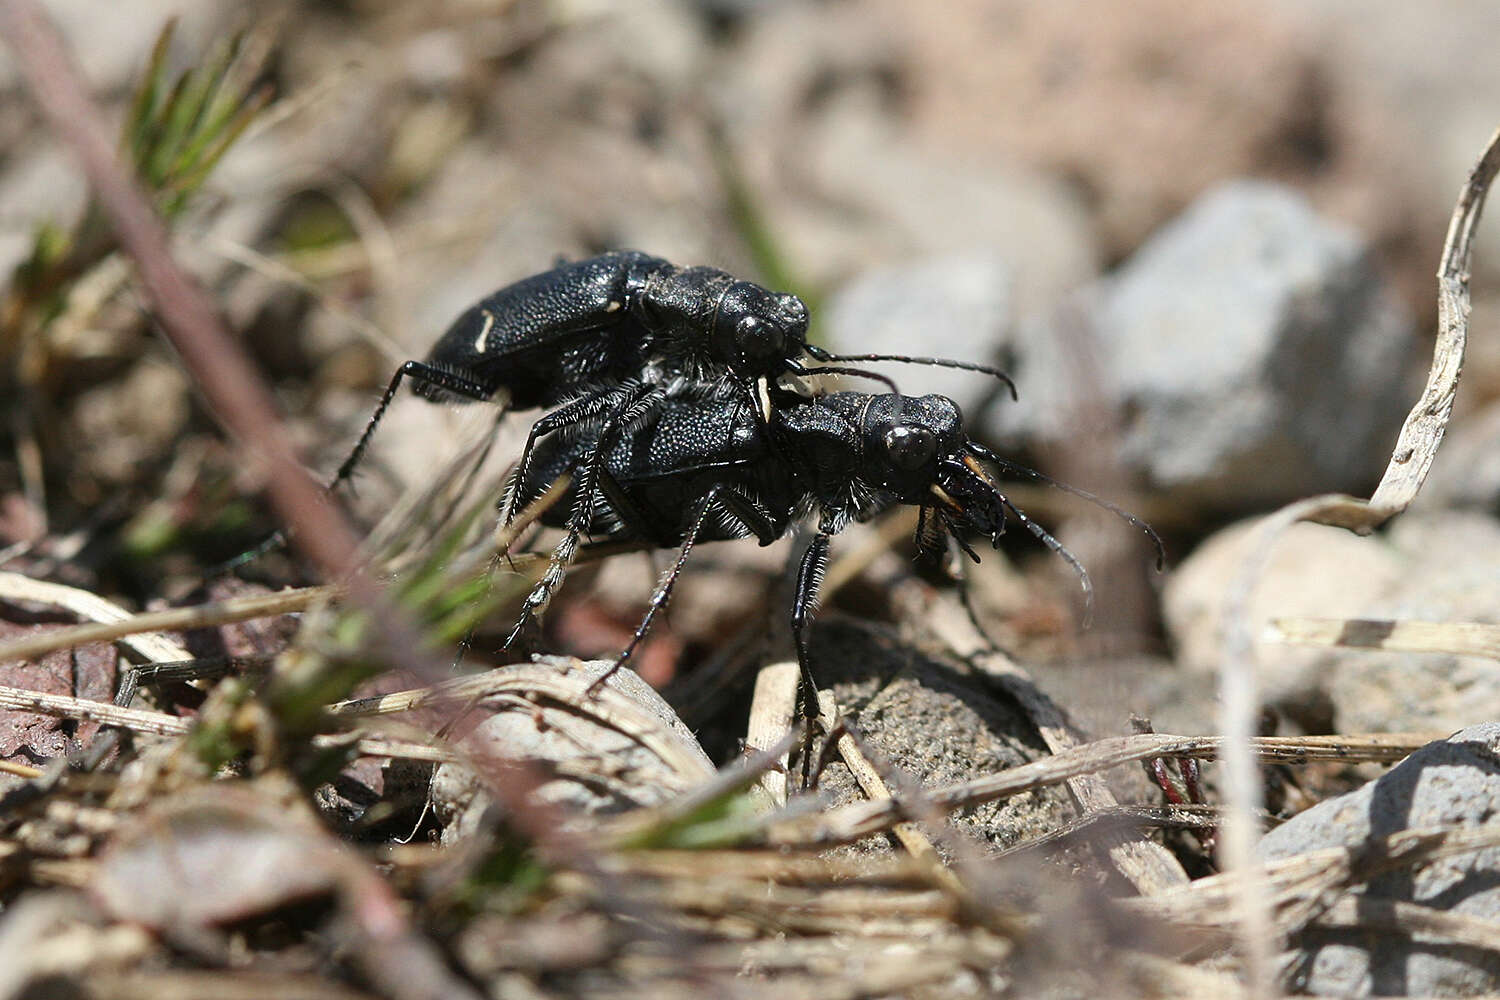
[[339, 251, 1159, 697]]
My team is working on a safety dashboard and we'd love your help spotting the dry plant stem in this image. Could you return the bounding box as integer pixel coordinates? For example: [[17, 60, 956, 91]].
[[747, 660, 798, 808], [1216, 125, 1500, 997], [0, 584, 338, 666], [765, 731, 1437, 848], [1128, 824, 1500, 948], [0, 759, 44, 778], [0, 681, 452, 762], [0, 571, 190, 664], [1270, 616, 1500, 659], [0, 521, 624, 669], [1311, 895, 1500, 956]]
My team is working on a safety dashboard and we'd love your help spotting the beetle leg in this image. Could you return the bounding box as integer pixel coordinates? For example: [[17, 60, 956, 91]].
[[790, 532, 831, 715], [592, 483, 727, 692], [504, 385, 666, 648], [502, 381, 641, 525], [331, 360, 495, 495]]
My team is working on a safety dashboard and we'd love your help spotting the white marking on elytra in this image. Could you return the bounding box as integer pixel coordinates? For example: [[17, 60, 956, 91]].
[[473, 310, 497, 354], [605, 300, 622, 313]]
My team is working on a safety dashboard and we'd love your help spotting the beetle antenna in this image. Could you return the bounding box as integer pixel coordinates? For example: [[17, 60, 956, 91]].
[[946, 456, 1094, 625], [997, 495, 1094, 628], [804, 348, 1017, 401], [966, 442, 1165, 569]]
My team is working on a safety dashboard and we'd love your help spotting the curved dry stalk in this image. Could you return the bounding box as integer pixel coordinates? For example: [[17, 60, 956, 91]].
[[1215, 126, 1500, 996]]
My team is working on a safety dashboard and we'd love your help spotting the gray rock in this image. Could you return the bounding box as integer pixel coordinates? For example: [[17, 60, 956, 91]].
[[431, 660, 714, 843], [1259, 723, 1500, 997], [1165, 509, 1500, 733], [811, 619, 1073, 856], [1325, 512, 1500, 734], [990, 181, 1416, 517], [1162, 518, 1404, 710], [822, 252, 1015, 413]]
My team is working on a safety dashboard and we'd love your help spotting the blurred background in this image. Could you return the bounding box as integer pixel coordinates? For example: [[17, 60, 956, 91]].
[[2, 0, 1498, 743]]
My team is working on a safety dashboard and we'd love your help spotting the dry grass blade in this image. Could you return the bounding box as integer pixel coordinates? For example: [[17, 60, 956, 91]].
[[0, 571, 189, 664], [1125, 823, 1500, 948], [815, 689, 945, 868], [1269, 616, 1500, 660], [0, 518, 629, 669], [764, 731, 1436, 848], [0, 584, 337, 665], [0, 683, 192, 737]]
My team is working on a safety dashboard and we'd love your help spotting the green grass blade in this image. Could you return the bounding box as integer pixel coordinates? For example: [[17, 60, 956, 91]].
[[161, 84, 271, 215], [169, 31, 248, 178], [125, 18, 176, 165]]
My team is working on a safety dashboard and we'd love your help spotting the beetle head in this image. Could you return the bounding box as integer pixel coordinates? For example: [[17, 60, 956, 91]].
[[850, 393, 972, 505], [712, 282, 809, 376], [842, 391, 1011, 542]]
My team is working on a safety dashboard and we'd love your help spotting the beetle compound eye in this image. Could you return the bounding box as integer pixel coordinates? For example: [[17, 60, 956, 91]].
[[884, 425, 936, 470], [736, 314, 783, 359]]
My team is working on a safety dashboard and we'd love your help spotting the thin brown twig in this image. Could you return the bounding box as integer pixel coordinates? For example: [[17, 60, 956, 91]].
[[0, 0, 363, 583]]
